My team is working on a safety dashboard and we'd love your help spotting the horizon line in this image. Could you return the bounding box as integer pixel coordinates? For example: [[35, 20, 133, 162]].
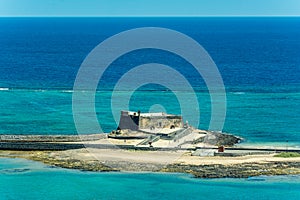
[[0, 15, 300, 18]]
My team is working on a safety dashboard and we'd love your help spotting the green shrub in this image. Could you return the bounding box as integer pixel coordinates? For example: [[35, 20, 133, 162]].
[[274, 152, 300, 158]]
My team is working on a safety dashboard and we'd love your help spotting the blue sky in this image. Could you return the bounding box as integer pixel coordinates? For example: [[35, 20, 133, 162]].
[[0, 0, 299, 17]]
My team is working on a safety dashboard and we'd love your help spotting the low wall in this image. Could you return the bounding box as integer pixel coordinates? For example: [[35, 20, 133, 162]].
[[0, 134, 107, 142], [0, 142, 85, 151]]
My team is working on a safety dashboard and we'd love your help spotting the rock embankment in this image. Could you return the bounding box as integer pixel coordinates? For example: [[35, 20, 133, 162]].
[[161, 162, 300, 178]]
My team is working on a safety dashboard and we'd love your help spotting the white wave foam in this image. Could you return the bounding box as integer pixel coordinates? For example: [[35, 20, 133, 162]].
[[61, 90, 74, 93], [232, 92, 245, 95], [0, 88, 9, 91], [33, 89, 46, 92]]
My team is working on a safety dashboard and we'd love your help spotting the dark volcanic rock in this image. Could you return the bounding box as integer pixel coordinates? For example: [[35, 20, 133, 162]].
[[201, 132, 241, 146]]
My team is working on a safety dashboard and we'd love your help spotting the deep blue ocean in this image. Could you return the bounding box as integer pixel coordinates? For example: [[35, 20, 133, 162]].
[[0, 17, 299, 199]]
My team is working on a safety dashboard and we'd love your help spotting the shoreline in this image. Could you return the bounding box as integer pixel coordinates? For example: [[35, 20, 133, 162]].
[[1, 148, 300, 178]]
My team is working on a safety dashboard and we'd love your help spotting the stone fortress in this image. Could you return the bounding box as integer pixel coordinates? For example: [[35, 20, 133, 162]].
[[117, 110, 184, 131], [109, 110, 206, 148], [107, 110, 240, 155]]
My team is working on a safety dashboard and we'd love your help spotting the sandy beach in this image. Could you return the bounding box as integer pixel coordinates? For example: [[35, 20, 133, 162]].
[[1, 147, 300, 178]]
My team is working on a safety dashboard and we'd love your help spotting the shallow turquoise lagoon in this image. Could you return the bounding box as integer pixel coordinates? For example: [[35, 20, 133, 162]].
[[0, 158, 300, 200]]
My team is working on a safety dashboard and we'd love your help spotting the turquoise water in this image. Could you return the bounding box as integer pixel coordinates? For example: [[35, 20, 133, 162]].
[[0, 89, 299, 147], [1, 158, 300, 200]]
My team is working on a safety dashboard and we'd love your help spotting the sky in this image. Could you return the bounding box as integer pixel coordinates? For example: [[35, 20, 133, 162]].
[[0, 0, 299, 17]]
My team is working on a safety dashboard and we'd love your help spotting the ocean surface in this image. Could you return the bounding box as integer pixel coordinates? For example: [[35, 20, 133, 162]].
[[0, 17, 299, 146], [0, 17, 299, 199], [1, 157, 300, 200]]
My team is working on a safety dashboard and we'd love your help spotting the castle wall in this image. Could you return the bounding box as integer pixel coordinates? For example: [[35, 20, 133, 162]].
[[139, 116, 183, 129]]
